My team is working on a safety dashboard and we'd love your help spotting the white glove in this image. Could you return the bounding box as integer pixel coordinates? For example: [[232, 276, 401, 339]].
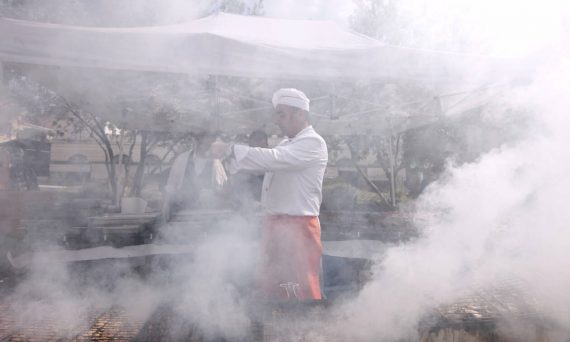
[[211, 159, 228, 188]]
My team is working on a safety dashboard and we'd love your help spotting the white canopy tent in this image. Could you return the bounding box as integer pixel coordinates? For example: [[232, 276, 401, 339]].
[[0, 12, 519, 82], [0, 12, 526, 139]]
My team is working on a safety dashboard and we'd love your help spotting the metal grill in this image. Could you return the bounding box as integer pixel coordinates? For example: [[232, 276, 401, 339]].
[[0, 277, 548, 341], [432, 279, 542, 329], [0, 300, 333, 341], [418, 278, 548, 342], [78, 309, 144, 341], [134, 304, 204, 342], [0, 305, 144, 341]]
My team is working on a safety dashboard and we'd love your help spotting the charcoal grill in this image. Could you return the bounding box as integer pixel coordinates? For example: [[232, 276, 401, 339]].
[[0, 304, 144, 341], [420, 279, 549, 341]]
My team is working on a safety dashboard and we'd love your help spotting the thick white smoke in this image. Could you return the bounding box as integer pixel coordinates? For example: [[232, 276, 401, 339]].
[[332, 60, 570, 340], [5, 219, 258, 339]]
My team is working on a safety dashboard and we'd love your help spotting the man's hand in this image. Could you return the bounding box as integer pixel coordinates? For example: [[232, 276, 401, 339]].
[[208, 141, 231, 159]]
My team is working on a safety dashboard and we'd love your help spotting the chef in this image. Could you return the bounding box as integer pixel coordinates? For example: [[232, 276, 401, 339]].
[[211, 88, 328, 300]]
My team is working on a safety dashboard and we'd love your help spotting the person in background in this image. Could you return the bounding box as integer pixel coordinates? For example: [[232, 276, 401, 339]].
[[245, 129, 268, 202], [164, 132, 228, 218], [228, 129, 269, 209], [211, 88, 328, 300], [248, 129, 269, 149]]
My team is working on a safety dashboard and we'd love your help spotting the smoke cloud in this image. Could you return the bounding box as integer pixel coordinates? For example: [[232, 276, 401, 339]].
[[329, 62, 570, 341], [1, 0, 570, 341]]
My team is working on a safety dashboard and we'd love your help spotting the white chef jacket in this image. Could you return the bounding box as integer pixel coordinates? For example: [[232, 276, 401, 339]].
[[232, 126, 328, 216]]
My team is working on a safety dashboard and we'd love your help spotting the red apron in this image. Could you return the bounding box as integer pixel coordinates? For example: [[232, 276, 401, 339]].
[[257, 215, 322, 300]]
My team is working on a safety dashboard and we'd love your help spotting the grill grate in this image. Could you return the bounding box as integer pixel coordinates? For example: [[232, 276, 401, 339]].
[[0, 305, 144, 341], [76, 308, 144, 341], [423, 278, 544, 334], [0, 279, 546, 341]]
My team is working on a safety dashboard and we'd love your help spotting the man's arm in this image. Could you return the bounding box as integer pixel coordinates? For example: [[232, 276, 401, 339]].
[[233, 137, 326, 173]]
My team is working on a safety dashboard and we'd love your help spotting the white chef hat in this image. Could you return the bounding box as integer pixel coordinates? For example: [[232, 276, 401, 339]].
[[272, 88, 310, 112]]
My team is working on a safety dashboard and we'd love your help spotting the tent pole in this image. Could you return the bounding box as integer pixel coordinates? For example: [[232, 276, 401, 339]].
[[388, 124, 397, 208], [209, 75, 220, 130], [116, 109, 129, 206], [116, 128, 124, 206], [329, 82, 337, 120]]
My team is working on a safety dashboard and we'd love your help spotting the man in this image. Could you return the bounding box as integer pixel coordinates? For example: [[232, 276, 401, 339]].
[[211, 88, 328, 300], [247, 129, 269, 149], [164, 132, 227, 217], [228, 129, 269, 208]]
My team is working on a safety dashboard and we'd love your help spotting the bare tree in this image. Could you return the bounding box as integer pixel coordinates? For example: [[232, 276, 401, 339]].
[[4, 65, 196, 202]]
